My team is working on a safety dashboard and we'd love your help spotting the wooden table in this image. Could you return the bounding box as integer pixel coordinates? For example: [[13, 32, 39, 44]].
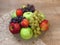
[[0, 0, 60, 45]]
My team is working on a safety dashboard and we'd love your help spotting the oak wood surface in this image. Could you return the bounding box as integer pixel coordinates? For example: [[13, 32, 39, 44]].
[[0, 0, 60, 45]]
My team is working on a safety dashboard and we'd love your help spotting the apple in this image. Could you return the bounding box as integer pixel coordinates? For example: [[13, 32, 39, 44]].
[[23, 12, 33, 20], [11, 11, 17, 18], [9, 23, 21, 34], [16, 9, 23, 16], [20, 27, 33, 40], [40, 20, 49, 32], [21, 19, 29, 27]]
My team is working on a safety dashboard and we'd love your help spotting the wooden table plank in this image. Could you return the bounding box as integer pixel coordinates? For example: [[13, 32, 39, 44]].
[[0, 0, 60, 45]]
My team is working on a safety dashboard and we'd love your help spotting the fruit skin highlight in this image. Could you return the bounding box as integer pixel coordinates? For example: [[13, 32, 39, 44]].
[[23, 12, 33, 20], [40, 20, 49, 32], [20, 27, 33, 40], [9, 23, 21, 34]]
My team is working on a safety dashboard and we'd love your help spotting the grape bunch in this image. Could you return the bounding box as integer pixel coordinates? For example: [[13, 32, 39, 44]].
[[29, 11, 44, 38], [10, 16, 25, 23], [21, 4, 35, 13]]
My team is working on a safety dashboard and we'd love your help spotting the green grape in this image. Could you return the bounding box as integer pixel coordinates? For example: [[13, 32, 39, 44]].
[[38, 14, 42, 19], [29, 20, 33, 24], [37, 13, 40, 18], [36, 27, 40, 31], [38, 21, 41, 24], [35, 24, 39, 28], [34, 11, 38, 15], [34, 20, 37, 23], [33, 23, 35, 26], [30, 18, 34, 20], [36, 30, 41, 35], [40, 13, 46, 19], [34, 24, 38, 27], [34, 30, 37, 33], [29, 10, 44, 37], [33, 14, 37, 17], [34, 17, 38, 20], [31, 26, 34, 29], [34, 34, 39, 38]]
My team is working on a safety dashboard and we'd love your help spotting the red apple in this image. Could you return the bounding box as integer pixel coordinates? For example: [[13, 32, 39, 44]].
[[16, 9, 23, 16], [21, 19, 29, 27], [40, 20, 49, 31], [9, 23, 21, 34]]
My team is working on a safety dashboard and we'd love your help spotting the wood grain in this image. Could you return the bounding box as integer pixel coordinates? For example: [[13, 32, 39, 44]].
[[0, 0, 60, 45]]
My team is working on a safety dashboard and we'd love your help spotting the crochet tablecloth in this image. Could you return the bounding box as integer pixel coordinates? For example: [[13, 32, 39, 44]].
[[0, 10, 46, 45]]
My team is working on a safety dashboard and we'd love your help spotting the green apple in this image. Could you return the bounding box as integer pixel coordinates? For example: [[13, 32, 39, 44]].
[[23, 12, 33, 20], [11, 11, 17, 18], [20, 27, 33, 40]]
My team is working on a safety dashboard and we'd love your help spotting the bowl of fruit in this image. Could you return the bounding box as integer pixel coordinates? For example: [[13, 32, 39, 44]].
[[9, 4, 49, 40]]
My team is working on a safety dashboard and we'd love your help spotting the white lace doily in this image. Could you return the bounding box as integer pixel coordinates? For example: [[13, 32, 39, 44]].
[[0, 10, 46, 45]]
